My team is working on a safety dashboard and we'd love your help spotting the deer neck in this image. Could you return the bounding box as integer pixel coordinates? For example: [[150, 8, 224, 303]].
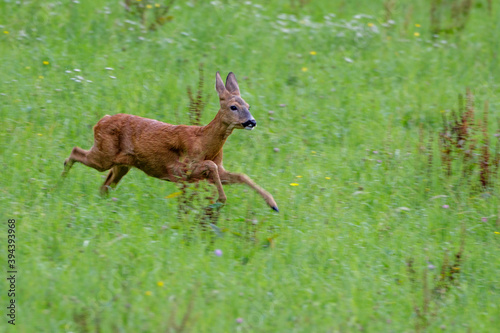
[[200, 111, 234, 157]]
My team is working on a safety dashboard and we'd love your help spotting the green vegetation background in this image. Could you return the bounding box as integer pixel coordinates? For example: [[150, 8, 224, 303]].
[[1, 0, 499, 331]]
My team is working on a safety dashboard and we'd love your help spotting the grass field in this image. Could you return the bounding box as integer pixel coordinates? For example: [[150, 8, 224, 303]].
[[1, 0, 500, 332]]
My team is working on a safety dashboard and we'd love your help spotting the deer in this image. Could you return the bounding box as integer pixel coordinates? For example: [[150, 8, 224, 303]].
[[61, 72, 279, 212]]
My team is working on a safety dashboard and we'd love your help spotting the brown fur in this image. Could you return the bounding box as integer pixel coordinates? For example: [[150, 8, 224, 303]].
[[62, 72, 278, 211]]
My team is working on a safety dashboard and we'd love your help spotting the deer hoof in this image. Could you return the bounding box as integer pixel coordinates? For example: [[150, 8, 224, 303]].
[[100, 185, 110, 196], [271, 206, 279, 212]]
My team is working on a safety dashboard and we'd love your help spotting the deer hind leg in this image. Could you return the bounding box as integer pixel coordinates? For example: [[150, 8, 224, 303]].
[[218, 170, 279, 212], [62, 145, 115, 177], [100, 165, 131, 195]]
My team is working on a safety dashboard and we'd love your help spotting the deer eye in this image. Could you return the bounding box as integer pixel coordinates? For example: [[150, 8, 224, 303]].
[[230, 105, 238, 111]]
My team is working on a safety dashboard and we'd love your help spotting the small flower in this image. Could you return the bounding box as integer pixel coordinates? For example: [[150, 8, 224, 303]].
[[325, 177, 331, 180], [37, 133, 43, 136], [214, 249, 223, 256], [481, 217, 488, 222], [367, 23, 374, 27], [377, 160, 382, 163], [301, 67, 308, 72], [157, 281, 164, 287], [146, 4, 152, 8], [43, 61, 49, 65], [273, 148, 280, 153], [415, 24, 421, 27], [38, 75, 44, 79], [105, 67, 114, 71], [109, 76, 116, 79], [296, 175, 303, 178], [414, 32, 420, 37], [155, 3, 160, 7], [236, 318, 244, 324], [309, 51, 317, 55], [25, 66, 31, 69], [3, 31, 9, 34], [311, 151, 316, 154], [165, 191, 182, 199], [494, 231, 500, 235], [112, 197, 118, 202], [428, 264, 436, 270], [442, 204, 449, 209], [373, 151, 378, 154], [145, 291, 152, 296], [74, 69, 81, 72], [290, 183, 299, 186]]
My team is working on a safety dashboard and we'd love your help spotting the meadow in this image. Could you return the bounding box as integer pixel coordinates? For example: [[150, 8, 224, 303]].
[[1, 0, 500, 331]]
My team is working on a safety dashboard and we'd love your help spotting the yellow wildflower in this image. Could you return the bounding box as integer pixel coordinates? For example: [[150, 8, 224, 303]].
[[325, 177, 331, 180], [290, 183, 299, 186], [146, 4, 152, 8], [43, 61, 49, 65], [311, 151, 316, 154], [157, 281, 164, 287], [368, 23, 374, 27], [301, 67, 308, 72], [296, 175, 303, 178], [165, 191, 182, 199], [3, 31, 9, 34], [415, 24, 421, 27], [38, 75, 44, 79], [309, 51, 317, 55], [155, 3, 160, 7], [495, 231, 500, 235], [414, 32, 420, 37], [145, 291, 152, 296]]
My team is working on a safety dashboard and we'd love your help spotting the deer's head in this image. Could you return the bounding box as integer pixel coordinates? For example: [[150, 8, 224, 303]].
[[215, 72, 256, 130]]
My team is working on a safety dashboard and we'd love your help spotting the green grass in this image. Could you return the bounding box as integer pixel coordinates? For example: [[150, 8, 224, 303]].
[[1, 0, 500, 331]]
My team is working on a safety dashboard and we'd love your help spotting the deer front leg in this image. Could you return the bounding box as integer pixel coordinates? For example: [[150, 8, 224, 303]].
[[218, 169, 279, 212], [191, 160, 227, 204]]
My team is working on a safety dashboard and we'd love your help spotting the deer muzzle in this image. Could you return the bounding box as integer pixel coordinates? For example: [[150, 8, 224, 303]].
[[242, 119, 257, 130]]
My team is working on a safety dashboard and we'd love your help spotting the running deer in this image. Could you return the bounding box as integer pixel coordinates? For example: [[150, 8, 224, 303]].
[[62, 72, 279, 212]]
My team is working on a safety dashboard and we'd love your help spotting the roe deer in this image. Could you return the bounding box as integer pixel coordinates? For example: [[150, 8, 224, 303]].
[[62, 72, 279, 212]]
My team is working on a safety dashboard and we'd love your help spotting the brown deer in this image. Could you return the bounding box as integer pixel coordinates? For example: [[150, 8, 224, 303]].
[[62, 72, 279, 212]]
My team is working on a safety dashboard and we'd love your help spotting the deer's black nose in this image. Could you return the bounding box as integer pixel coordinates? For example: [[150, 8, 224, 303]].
[[242, 119, 257, 129]]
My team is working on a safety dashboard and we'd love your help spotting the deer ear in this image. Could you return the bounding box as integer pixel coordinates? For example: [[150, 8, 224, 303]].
[[225, 72, 240, 96], [215, 71, 226, 97]]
